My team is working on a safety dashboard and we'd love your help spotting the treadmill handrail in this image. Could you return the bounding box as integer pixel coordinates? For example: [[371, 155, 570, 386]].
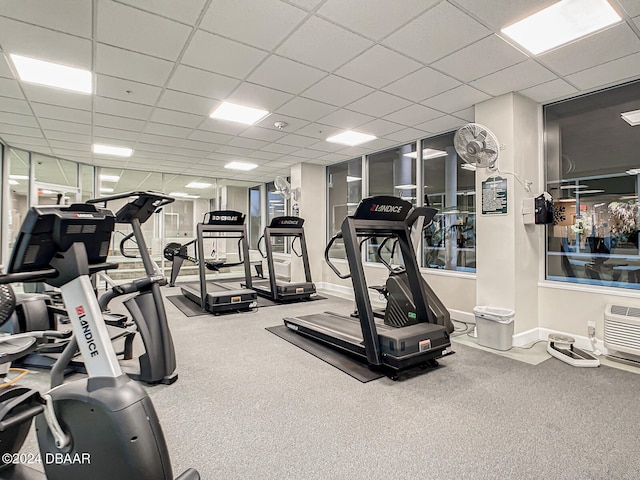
[[257, 235, 267, 258], [324, 233, 351, 279]]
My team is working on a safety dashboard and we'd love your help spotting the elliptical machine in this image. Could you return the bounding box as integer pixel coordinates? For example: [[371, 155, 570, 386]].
[[0, 203, 199, 479]]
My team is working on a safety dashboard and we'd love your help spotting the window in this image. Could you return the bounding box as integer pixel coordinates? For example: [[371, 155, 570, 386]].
[[326, 158, 362, 260], [422, 133, 476, 272], [249, 185, 261, 249], [367, 143, 416, 263], [7, 148, 29, 252], [266, 181, 287, 253], [545, 80, 640, 289]]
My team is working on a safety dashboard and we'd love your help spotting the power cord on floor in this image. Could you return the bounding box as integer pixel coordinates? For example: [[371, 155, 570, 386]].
[[514, 340, 547, 350], [451, 319, 475, 337]]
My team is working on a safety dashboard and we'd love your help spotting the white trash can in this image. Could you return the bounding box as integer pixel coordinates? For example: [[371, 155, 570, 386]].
[[473, 306, 515, 351]]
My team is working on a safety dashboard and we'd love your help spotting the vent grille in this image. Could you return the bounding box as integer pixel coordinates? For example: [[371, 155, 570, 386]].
[[99, 241, 109, 258], [604, 304, 640, 356], [24, 245, 39, 265]]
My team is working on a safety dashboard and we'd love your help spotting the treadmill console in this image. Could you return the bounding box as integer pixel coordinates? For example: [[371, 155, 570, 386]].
[[203, 210, 245, 225], [353, 196, 412, 221], [7, 204, 115, 273], [269, 216, 304, 228]]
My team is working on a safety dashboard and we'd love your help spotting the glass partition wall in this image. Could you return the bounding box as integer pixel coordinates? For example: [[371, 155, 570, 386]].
[[545, 80, 640, 290], [326, 158, 362, 261]]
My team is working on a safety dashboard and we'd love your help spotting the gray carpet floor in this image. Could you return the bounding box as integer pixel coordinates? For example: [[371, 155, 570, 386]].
[[15, 286, 640, 479]]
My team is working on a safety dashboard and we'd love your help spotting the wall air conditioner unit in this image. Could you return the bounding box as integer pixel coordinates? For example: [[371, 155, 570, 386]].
[[604, 304, 640, 364]]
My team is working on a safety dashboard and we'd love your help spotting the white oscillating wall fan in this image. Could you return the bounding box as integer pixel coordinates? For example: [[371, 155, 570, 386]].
[[274, 175, 300, 202]]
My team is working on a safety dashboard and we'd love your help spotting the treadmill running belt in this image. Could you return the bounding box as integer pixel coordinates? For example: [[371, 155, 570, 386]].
[[265, 325, 384, 383]]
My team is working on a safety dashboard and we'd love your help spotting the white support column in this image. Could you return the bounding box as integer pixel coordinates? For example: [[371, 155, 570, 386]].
[[475, 93, 541, 335]]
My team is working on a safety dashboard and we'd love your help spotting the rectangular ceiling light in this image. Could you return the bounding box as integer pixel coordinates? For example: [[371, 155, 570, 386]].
[[9, 174, 29, 180], [10, 53, 92, 94], [621, 109, 640, 126], [404, 148, 448, 159], [395, 184, 417, 189], [185, 182, 212, 189], [346, 175, 361, 182], [99, 174, 121, 182], [225, 161, 258, 171], [8, 179, 19, 185], [92, 144, 133, 157], [169, 192, 201, 199], [626, 168, 640, 175], [326, 130, 377, 146], [100, 187, 114, 193], [501, 0, 621, 55], [210, 101, 270, 125]]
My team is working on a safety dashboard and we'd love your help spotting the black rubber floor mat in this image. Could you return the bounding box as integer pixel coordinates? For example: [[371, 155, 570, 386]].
[[265, 325, 384, 383]]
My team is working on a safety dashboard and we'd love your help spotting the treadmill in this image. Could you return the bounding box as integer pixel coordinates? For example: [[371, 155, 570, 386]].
[[283, 196, 452, 376], [366, 206, 454, 334], [249, 216, 316, 302], [180, 210, 257, 313]]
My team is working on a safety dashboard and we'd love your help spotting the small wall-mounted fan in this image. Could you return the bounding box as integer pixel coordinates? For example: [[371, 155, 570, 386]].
[[274, 175, 300, 202], [453, 123, 532, 192]]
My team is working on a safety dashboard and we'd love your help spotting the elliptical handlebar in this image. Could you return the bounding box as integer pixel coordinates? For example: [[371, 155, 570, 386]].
[[324, 233, 351, 279], [119, 232, 139, 259]]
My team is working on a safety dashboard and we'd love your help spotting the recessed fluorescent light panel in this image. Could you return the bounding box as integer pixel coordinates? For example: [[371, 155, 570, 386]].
[[99, 174, 121, 182], [346, 176, 362, 182], [403, 148, 448, 159], [224, 162, 258, 171], [170, 192, 200, 199], [185, 182, 212, 189], [210, 102, 270, 125], [621, 109, 640, 126], [9, 174, 28, 180], [578, 189, 605, 194], [92, 144, 133, 157], [501, 0, 622, 55], [560, 184, 588, 189], [395, 184, 417, 189], [10, 53, 92, 94], [326, 130, 377, 147], [100, 187, 114, 193]]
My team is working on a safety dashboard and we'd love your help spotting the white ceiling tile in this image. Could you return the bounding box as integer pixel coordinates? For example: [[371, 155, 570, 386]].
[[317, 0, 437, 40], [304, 141, 343, 153], [97, 0, 192, 60], [385, 103, 441, 126], [45, 130, 91, 143], [452, 0, 558, 30], [39, 118, 90, 134], [96, 75, 162, 105], [0, 17, 92, 69], [93, 126, 140, 142], [94, 113, 146, 131], [0, 55, 14, 78], [144, 122, 192, 139], [317, 152, 352, 163], [248, 150, 282, 161], [518, 79, 578, 104], [539, 24, 640, 76], [288, 148, 325, 159], [0, 122, 43, 138], [565, 52, 640, 90], [31, 102, 91, 123], [260, 143, 298, 155], [283, 0, 324, 11], [254, 114, 309, 133], [0, 0, 92, 37], [619, 0, 640, 16], [422, 85, 491, 113], [181, 30, 267, 78], [21, 84, 92, 111], [111, 0, 208, 25], [294, 122, 342, 139], [178, 139, 218, 152], [247, 55, 326, 94], [276, 16, 372, 71], [415, 115, 465, 134], [276, 97, 336, 122], [453, 107, 475, 123], [1, 112, 38, 128], [158, 90, 216, 116], [318, 109, 375, 129], [226, 83, 294, 112], [357, 118, 404, 137], [383, 2, 490, 64], [187, 129, 233, 144], [432, 34, 528, 82], [94, 96, 153, 119], [276, 134, 318, 148], [360, 138, 399, 152], [149, 108, 204, 129], [168, 65, 239, 99], [382, 127, 426, 143], [227, 137, 268, 150], [200, 0, 307, 50], [470, 59, 557, 97], [336, 45, 422, 88], [200, 118, 248, 136], [301, 75, 373, 106], [383, 67, 461, 101], [0, 77, 24, 99], [238, 127, 287, 143], [214, 144, 255, 156], [48, 141, 88, 152], [346, 91, 412, 117], [96, 43, 174, 86], [138, 134, 183, 147], [2, 135, 50, 147]]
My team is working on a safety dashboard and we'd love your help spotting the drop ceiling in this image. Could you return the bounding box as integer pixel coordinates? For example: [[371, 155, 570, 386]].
[[0, 0, 639, 184]]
